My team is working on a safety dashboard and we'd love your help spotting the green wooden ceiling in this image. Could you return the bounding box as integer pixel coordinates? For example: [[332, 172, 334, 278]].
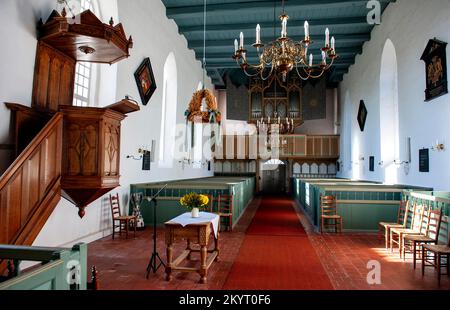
[[161, 0, 395, 87]]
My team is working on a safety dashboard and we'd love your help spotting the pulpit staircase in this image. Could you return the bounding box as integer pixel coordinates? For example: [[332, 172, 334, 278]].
[[0, 110, 63, 247]]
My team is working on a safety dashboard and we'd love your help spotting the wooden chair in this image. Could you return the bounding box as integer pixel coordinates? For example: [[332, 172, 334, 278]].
[[208, 194, 216, 213], [403, 209, 443, 269], [390, 203, 426, 258], [320, 196, 343, 234], [379, 200, 410, 249], [217, 195, 233, 232], [422, 230, 450, 286], [110, 193, 137, 240]]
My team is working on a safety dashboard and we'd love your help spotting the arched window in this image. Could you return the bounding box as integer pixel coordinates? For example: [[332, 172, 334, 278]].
[[73, 0, 96, 107], [343, 91, 353, 174], [159, 53, 178, 166], [380, 39, 399, 184]]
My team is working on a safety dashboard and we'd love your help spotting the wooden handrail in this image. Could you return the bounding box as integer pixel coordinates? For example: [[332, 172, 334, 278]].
[[0, 113, 62, 189], [0, 244, 63, 261], [0, 112, 63, 247]]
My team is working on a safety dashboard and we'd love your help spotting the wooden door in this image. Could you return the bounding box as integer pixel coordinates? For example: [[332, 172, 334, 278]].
[[262, 164, 286, 194]]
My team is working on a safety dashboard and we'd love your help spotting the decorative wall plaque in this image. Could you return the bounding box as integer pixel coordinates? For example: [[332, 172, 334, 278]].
[[142, 151, 151, 171], [419, 148, 430, 173], [421, 38, 448, 101], [369, 156, 375, 172], [357, 100, 368, 132]]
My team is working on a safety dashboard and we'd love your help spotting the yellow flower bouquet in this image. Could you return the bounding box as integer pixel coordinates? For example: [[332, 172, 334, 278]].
[[180, 193, 209, 218]]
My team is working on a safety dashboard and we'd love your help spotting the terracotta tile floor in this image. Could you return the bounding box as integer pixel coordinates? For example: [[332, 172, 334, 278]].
[[88, 197, 450, 290], [295, 203, 450, 290], [87, 198, 260, 290]]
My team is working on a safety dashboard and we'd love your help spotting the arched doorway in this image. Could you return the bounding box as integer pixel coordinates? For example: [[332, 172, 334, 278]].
[[380, 39, 399, 184]]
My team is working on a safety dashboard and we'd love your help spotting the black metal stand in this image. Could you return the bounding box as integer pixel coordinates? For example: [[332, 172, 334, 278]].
[[145, 184, 168, 278]]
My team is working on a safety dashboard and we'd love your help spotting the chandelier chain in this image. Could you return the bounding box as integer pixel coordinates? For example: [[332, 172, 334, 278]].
[[202, 0, 207, 89]]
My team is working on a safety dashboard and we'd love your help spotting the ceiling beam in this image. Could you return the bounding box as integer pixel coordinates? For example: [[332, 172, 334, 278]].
[[207, 69, 225, 86], [166, 0, 395, 19], [179, 17, 370, 34], [188, 34, 370, 49]]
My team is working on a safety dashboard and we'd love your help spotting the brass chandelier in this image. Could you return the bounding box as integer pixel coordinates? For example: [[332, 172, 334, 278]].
[[232, 0, 338, 81]]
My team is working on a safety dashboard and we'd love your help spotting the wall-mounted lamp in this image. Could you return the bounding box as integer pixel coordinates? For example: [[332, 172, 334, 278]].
[[178, 157, 191, 170], [394, 159, 410, 166], [126, 140, 155, 171], [391, 137, 413, 166], [126, 148, 149, 160], [431, 140, 445, 152]]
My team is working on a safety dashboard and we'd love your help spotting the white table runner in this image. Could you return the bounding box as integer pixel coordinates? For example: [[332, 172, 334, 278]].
[[168, 212, 220, 238]]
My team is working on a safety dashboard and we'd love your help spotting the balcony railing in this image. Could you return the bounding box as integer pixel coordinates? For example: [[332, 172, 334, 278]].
[[214, 134, 340, 160]]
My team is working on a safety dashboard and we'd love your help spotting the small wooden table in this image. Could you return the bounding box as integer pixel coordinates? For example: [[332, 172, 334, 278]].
[[165, 219, 219, 284]]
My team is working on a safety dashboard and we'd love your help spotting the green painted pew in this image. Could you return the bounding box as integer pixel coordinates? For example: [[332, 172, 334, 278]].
[[131, 177, 256, 228], [0, 243, 87, 290], [292, 178, 432, 232]]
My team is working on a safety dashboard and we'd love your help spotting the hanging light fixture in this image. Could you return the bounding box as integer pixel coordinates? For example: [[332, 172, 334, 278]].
[[232, 0, 338, 81], [185, 0, 221, 155]]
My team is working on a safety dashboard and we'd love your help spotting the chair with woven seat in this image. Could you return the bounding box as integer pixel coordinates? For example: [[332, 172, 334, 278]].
[[217, 195, 233, 232], [422, 230, 450, 286], [379, 200, 410, 249], [110, 193, 137, 240], [403, 209, 443, 269], [320, 196, 343, 234], [390, 203, 426, 258]]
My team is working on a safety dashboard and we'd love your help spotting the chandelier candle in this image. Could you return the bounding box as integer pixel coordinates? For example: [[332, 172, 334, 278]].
[[256, 24, 261, 44], [234, 39, 238, 53], [304, 21, 310, 41], [325, 28, 330, 48], [240, 32, 244, 49], [281, 16, 288, 38]]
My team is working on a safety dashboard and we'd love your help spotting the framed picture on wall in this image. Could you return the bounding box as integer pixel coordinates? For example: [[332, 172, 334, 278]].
[[421, 38, 448, 101], [357, 100, 368, 132], [134, 57, 157, 105]]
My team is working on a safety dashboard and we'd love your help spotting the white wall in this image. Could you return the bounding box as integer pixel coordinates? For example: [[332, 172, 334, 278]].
[[115, 0, 213, 187], [0, 0, 213, 247], [0, 0, 55, 172], [337, 0, 450, 190]]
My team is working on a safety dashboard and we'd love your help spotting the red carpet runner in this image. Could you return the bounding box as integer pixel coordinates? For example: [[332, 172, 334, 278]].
[[223, 196, 333, 290]]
